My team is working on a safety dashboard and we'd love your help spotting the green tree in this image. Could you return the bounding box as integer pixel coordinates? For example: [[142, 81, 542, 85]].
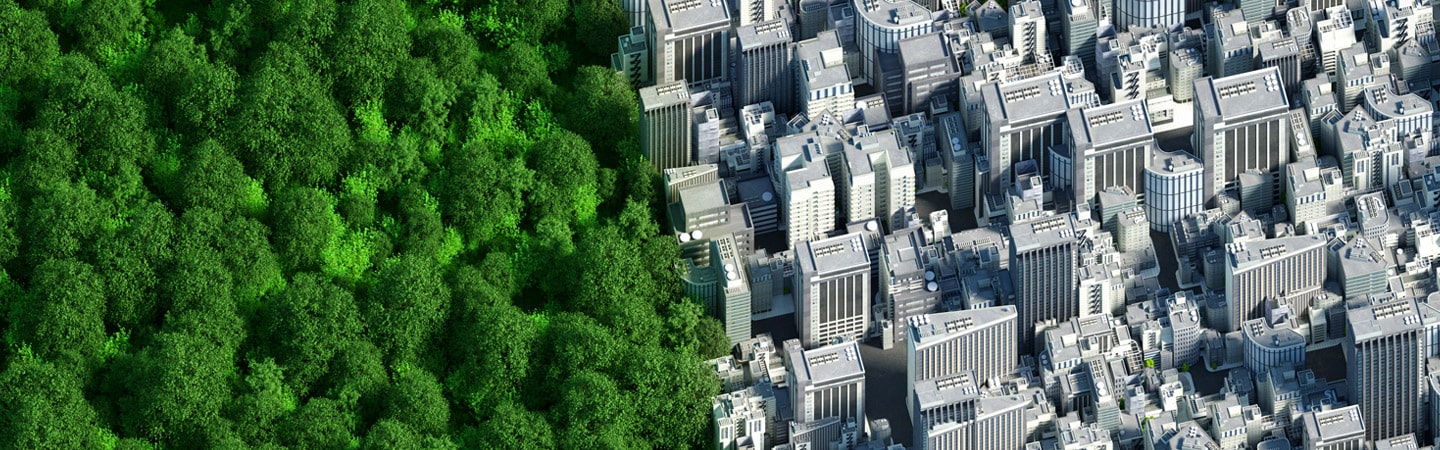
[[0, 0, 59, 85], [497, 42, 552, 99], [440, 143, 530, 249], [9, 259, 107, 370], [382, 368, 449, 436], [570, 0, 628, 65], [272, 187, 342, 273], [226, 359, 299, 445], [73, 0, 147, 62], [364, 253, 449, 364], [561, 66, 638, 161], [177, 140, 264, 217], [329, 0, 411, 105], [265, 272, 364, 391], [551, 371, 632, 448], [94, 199, 175, 330], [412, 15, 479, 89], [231, 42, 352, 188], [464, 400, 554, 450], [280, 397, 360, 450], [0, 355, 113, 449]]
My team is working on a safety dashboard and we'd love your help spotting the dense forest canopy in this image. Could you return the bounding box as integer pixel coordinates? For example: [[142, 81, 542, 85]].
[[0, 0, 731, 447]]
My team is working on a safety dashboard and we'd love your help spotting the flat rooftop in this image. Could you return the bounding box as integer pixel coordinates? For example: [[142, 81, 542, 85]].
[[1226, 234, 1326, 270], [984, 72, 1073, 123], [1303, 405, 1365, 443], [1149, 149, 1203, 175], [1348, 298, 1424, 342], [909, 306, 1017, 345], [791, 340, 866, 387], [1069, 100, 1153, 149], [1009, 214, 1079, 253], [1195, 67, 1289, 121], [854, 0, 932, 29], [736, 19, 793, 50], [798, 231, 872, 275], [640, 80, 692, 110], [650, 0, 731, 32]]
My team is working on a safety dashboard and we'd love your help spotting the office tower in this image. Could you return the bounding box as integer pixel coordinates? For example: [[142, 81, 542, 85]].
[[1301, 406, 1365, 450], [613, 27, 651, 87], [1008, 0, 1046, 63], [906, 307, 1018, 410], [1144, 150, 1203, 232], [1327, 236, 1387, 300], [664, 164, 721, 204], [1346, 299, 1425, 441], [794, 232, 872, 347], [1009, 215, 1080, 350], [1114, 0, 1184, 30], [710, 236, 753, 344], [646, 0, 732, 85], [853, 0, 932, 86], [1302, 77, 1339, 140], [1206, 7, 1254, 77], [1061, 0, 1099, 76], [786, 339, 867, 425], [1220, 235, 1326, 332], [1167, 47, 1203, 102], [735, 20, 796, 114], [1314, 6, 1357, 76], [881, 228, 941, 346], [898, 33, 961, 117], [1336, 44, 1389, 113], [640, 80, 694, 171], [1395, 41, 1432, 91], [1255, 39, 1301, 98], [738, 0, 777, 26], [911, 375, 1030, 450], [1362, 86, 1433, 160], [796, 31, 856, 119], [1062, 100, 1156, 209], [1192, 67, 1291, 203], [797, 0, 830, 40], [838, 129, 916, 231], [1235, 0, 1271, 21], [624, 0, 648, 28], [773, 132, 838, 246], [981, 72, 1076, 199], [938, 113, 976, 213], [1329, 108, 1406, 194], [1241, 315, 1306, 373]]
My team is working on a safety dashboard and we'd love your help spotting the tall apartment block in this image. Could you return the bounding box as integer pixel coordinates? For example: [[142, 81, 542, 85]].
[[1192, 67, 1291, 204], [774, 132, 838, 246], [794, 231, 872, 348], [1301, 405, 1366, 450], [735, 20, 795, 114], [1009, 215, 1080, 350], [838, 129, 916, 231], [710, 235, 753, 344], [906, 306, 1019, 412], [1346, 299, 1425, 442], [1061, 0, 1099, 76], [853, 0, 932, 87], [1119, 0, 1185, 30], [1206, 7, 1255, 78], [646, 0, 732, 85], [1220, 235, 1326, 332], [1167, 47, 1203, 102], [938, 113, 976, 213], [641, 80, 695, 171], [1060, 99, 1156, 209], [1009, 0, 1046, 63], [797, 31, 856, 119], [880, 227, 942, 346], [785, 339, 867, 426]]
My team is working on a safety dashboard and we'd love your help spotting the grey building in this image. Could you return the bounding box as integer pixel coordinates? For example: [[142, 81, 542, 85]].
[[794, 231, 872, 348], [1221, 235, 1327, 332], [1346, 299, 1425, 442], [898, 33, 961, 117], [982, 72, 1077, 201], [912, 374, 1030, 450], [1060, 0, 1099, 76], [1009, 215, 1081, 350], [735, 20, 796, 114], [646, 0, 732, 86], [711, 235, 754, 345], [881, 227, 942, 344], [906, 306, 1019, 413], [641, 80, 695, 171], [1061, 99, 1156, 209], [1326, 237, 1388, 300], [1144, 150, 1204, 232], [938, 112, 977, 213], [1192, 67, 1292, 204], [613, 27, 651, 87], [1301, 405, 1365, 450], [786, 339, 867, 426]]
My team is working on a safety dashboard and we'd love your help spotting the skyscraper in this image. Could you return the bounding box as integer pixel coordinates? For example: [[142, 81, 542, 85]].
[[794, 231, 872, 347], [1061, 0, 1099, 76], [906, 306, 1018, 413], [735, 20, 795, 114], [1009, 215, 1080, 350], [853, 0, 932, 86], [640, 80, 694, 171], [786, 339, 867, 426], [1008, 0, 1046, 63], [912, 376, 1030, 450], [774, 132, 838, 245], [796, 31, 856, 119], [1346, 299, 1425, 441], [646, 0, 732, 85], [1221, 235, 1326, 332], [1192, 67, 1291, 203], [1062, 99, 1156, 209], [710, 235, 753, 344]]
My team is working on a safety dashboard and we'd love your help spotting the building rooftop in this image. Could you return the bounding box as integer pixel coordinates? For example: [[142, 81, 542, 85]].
[[913, 371, 981, 411], [1009, 214, 1079, 253], [735, 19, 793, 50], [641, 80, 693, 110], [797, 231, 872, 276], [984, 72, 1074, 123], [1303, 405, 1365, 444], [1226, 235, 1326, 270], [789, 339, 866, 387], [797, 31, 852, 90], [1348, 298, 1424, 342], [650, 0, 731, 31], [909, 306, 1018, 346], [1148, 149, 1203, 175], [855, 0, 932, 29], [1068, 100, 1153, 150], [1196, 67, 1290, 123]]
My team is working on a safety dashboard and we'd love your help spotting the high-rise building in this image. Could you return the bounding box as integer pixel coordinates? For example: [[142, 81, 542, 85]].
[[981, 72, 1077, 199], [1301, 405, 1366, 450], [786, 339, 867, 426], [1192, 67, 1292, 203], [1335, 43, 1388, 113], [1008, 0, 1046, 63], [737, 0, 777, 26], [796, 31, 856, 119], [735, 20, 796, 114], [1345, 299, 1425, 441], [1314, 6, 1357, 76], [1167, 47, 1203, 102], [1220, 235, 1326, 332], [1114, 0, 1185, 30], [646, 0, 732, 85], [773, 132, 838, 246], [640, 80, 695, 171], [938, 113, 977, 213], [1009, 215, 1081, 350], [1143, 149, 1204, 232], [837, 129, 916, 231], [613, 27, 651, 88], [1327, 236, 1387, 300], [906, 306, 1019, 413], [1061, 0, 1100, 76], [710, 236, 753, 344], [897, 33, 961, 117], [912, 376, 1030, 450], [1206, 7, 1255, 78], [794, 231, 872, 347], [881, 227, 942, 346], [1061, 100, 1156, 209], [853, 0, 932, 86]]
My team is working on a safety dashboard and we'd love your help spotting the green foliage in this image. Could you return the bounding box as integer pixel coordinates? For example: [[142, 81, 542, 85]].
[[0, 1, 727, 447]]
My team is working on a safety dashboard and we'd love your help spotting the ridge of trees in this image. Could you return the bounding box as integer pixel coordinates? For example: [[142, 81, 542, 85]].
[[0, 0, 730, 448]]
